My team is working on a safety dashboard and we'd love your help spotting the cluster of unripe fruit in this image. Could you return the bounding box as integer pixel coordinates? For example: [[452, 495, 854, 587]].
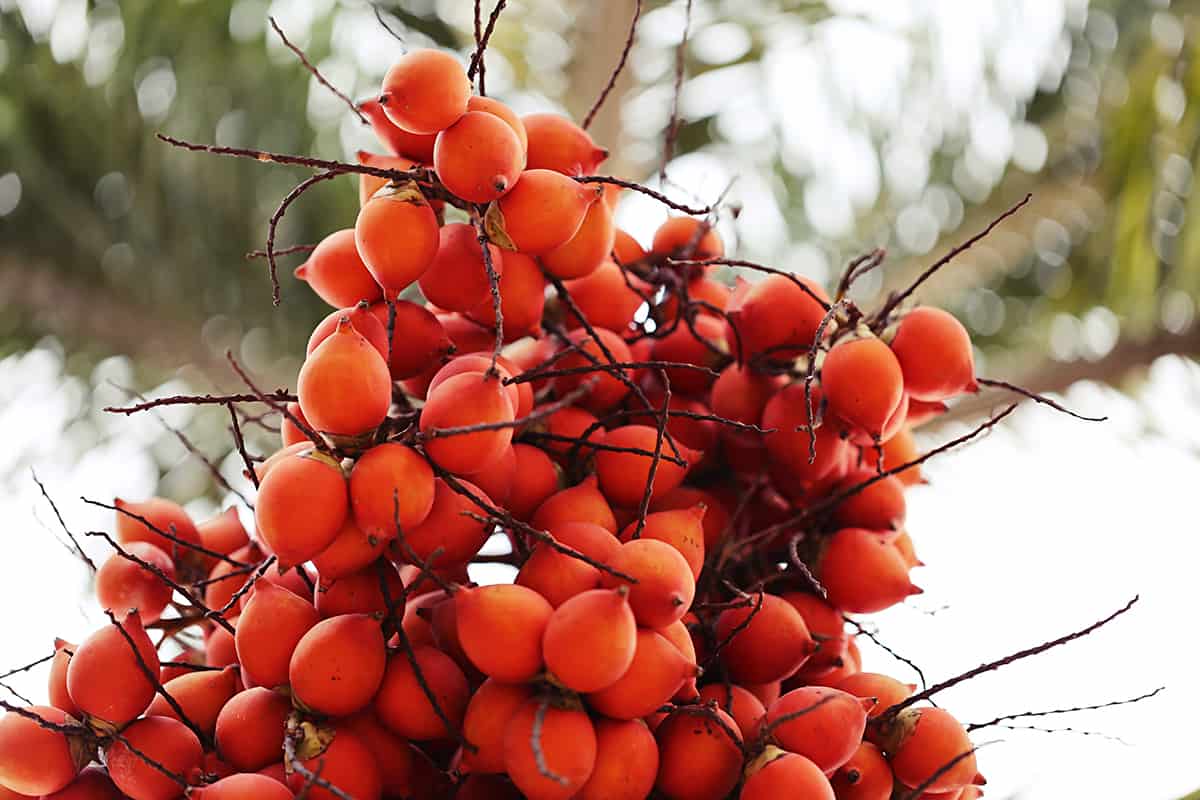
[[1, 46, 991, 800]]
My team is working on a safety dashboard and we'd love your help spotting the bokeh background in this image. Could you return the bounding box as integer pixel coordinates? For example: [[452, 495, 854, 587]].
[[1, 0, 1198, 797]]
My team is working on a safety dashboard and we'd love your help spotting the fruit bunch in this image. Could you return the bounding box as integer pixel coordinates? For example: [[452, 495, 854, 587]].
[[5, 37, 1095, 800]]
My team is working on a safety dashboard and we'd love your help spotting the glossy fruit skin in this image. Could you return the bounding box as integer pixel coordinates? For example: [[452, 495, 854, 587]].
[[285, 728, 383, 800], [890, 307, 977, 402], [380, 49, 471, 135], [503, 701, 597, 800], [66, 611, 159, 728], [106, 716, 203, 800], [357, 150, 417, 207], [295, 228, 383, 308], [0, 706, 86, 796], [741, 750, 835, 800], [95, 541, 175, 624], [196, 507, 250, 569], [601, 538, 695, 629], [311, 516, 388, 580], [428, 353, 529, 418], [146, 665, 238, 736], [359, 97, 437, 160], [314, 559, 405, 618], [40, 765, 123, 800], [355, 189, 440, 294], [782, 592, 847, 674], [465, 251, 546, 341], [552, 327, 634, 412], [725, 275, 830, 364], [298, 317, 392, 438], [214, 687, 291, 772], [541, 199, 615, 280], [493, 169, 602, 255], [586, 629, 696, 720], [468, 96, 529, 150], [420, 372, 515, 475], [818, 528, 920, 614], [832, 471, 907, 531], [620, 506, 706, 580], [349, 443, 436, 542], [886, 707, 978, 794], [289, 614, 387, 717], [516, 522, 618, 607], [461, 679, 535, 775], [522, 113, 607, 176], [542, 588, 637, 692], [456, 585, 554, 682], [821, 338, 905, 438], [367, 300, 453, 380], [190, 773, 294, 800], [375, 646, 469, 741], [435, 111, 524, 203], [696, 684, 766, 740], [652, 217, 724, 261], [716, 593, 816, 685], [420, 223, 506, 314], [837, 672, 914, 719], [236, 581, 319, 690], [399, 478, 493, 565], [761, 383, 849, 484], [762, 686, 869, 774], [654, 708, 743, 800], [576, 717, 658, 800], [563, 260, 645, 336], [112, 497, 200, 566], [648, 313, 727, 395], [595, 425, 691, 508], [47, 640, 78, 717], [254, 448, 348, 569], [829, 741, 892, 800], [340, 712, 415, 798]]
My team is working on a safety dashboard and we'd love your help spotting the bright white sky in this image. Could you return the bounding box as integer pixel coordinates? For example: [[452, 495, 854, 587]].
[[1, 345, 1197, 798]]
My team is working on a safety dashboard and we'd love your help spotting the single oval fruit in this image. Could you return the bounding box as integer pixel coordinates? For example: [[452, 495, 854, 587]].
[[66, 611, 159, 728], [298, 317, 392, 438], [355, 187, 440, 294], [491, 169, 602, 255], [542, 588, 637, 693], [0, 706, 88, 796], [889, 307, 977, 402], [254, 448, 348, 570], [105, 716, 203, 800], [435, 111, 524, 203], [654, 708, 743, 800], [214, 687, 291, 772], [289, 614, 387, 717], [503, 700, 597, 800], [419, 222, 506, 314], [456, 584, 554, 682], [715, 593, 816, 685], [380, 49, 471, 135], [295, 228, 383, 308], [741, 748, 834, 800], [349, 443, 436, 541], [522, 113, 606, 175], [95, 542, 175, 624]]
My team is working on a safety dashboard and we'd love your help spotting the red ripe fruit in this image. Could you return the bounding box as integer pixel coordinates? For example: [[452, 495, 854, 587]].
[[357, 150, 417, 207], [66, 611, 158, 728], [654, 708, 743, 800], [465, 252, 546, 340], [236, 581, 319, 689], [435, 111, 524, 203], [205, 623, 238, 668], [355, 188, 439, 295], [286, 727, 382, 800], [535, 479, 619, 534], [255, 448, 348, 569], [420, 372, 515, 475], [586, 628, 698, 720], [456, 584, 553, 682], [832, 471, 907, 530], [577, 718, 659, 800], [146, 665, 238, 736], [541, 198, 616, 280], [40, 766, 123, 800], [822, 338, 905, 438], [651, 217, 724, 261], [380, 49, 471, 135], [543, 588, 637, 692], [461, 679, 534, 775], [742, 748, 835, 800], [349, 443, 435, 541], [782, 592, 847, 674], [468, 444, 516, 506], [105, 716, 203, 800], [711, 365, 781, 426], [398, 478, 492, 565], [492, 169, 602, 255], [47, 639, 77, 717], [503, 701, 597, 800], [563, 260, 646, 335], [469, 96, 529, 150], [368, 300, 453, 380], [428, 353, 530, 418], [762, 686, 870, 774], [554, 327, 634, 412], [95, 542, 174, 624], [340, 713, 415, 798], [358, 97, 437, 161], [190, 773, 293, 800], [882, 707, 978, 794], [112, 497, 199, 565], [818, 528, 921, 614], [314, 560, 404, 618], [196, 507, 250, 569], [522, 113, 607, 175], [696, 684, 767, 740], [312, 516, 387, 580], [375, 646, 470, 741], [889, 307, 977, 402], [601, 538, 695, 629], [594, 425, 691, 508], [0, 706, 88, 796], [761, 384, 849, 484], [829, 742, 892, 800], [725, 275, 830, 364], [289, 614, 386, 717], [648, 313, 728, 395], [295, 228, 383, 308], [517, 522, 619, 607], [420, 223, 505, 314], [838, 672, 914, 719], [214, 687, 291, 772], [715, 593, 817, 685], [298, 317, 391, 438], [620, 506, 706, 580], [650, 486, 731, 551]]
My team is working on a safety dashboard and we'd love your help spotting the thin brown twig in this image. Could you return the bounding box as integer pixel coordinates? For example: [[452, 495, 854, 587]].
[[0, 652, 55, 681], [473, 216, 504, 374], [226, 401, 260, 490], [583, 0, 643, 130], [31, 470, 96, 571], [266, 170, 340, 304], [226, 351, 331, 454], [466, 0, 508, 92], [976, 377, 1107, 422], [268, 17, 367, 124], [632, 370, 671, 539], [82, 498, 251, 568], [105, 390, 296, 415], [661, 0, 693, 180], [966, 687, 1164, 732], [577, 176, 710, 216]]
